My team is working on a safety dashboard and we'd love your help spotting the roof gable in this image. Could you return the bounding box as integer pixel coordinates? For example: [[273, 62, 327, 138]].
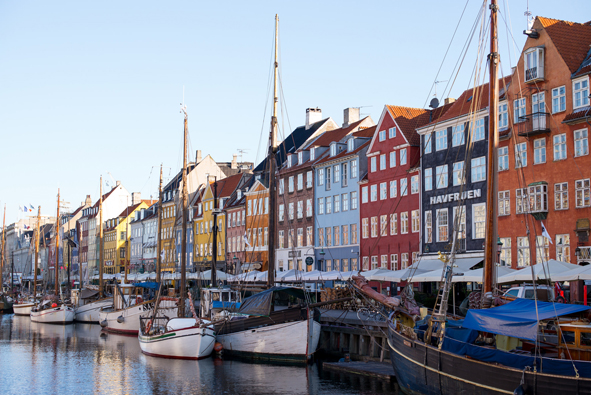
[[538, 17, 591, 75]]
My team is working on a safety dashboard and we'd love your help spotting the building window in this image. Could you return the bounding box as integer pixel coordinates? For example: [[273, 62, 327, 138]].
[[342, 258, 349, 271], [371, 256, 378, 270], [436, 165, 448, 189], [297, 228, 303, 247], [370, 185, 378, 202], [342, 193, 349, 211], [400, 149, 407, 165], [515, 142, 527, 168], [362, 218, 369, 239], [371, 217, 378, 238], [390, 213, 397, 235], [424, 134, 432, 154], [401, 253, 409, 269], [379, 130, 386, 141], [453, 162, 465, 186], [555, 182, 568, 210], [436, 129, 447, 151], [411, 210, 420, 233], [325, 197, 332, 214], [297, 200, 304, 218], [380, 182, 387, 200], [389, 127, 396, 138], [351, 224, 358, 244], [390, 180, 397, 198], [391, 254, 398, 270], [361, 186, 368, 204], [288, 176, 294, 193], [436, 208, 448, 242], [573, 78, 590, 109], [452, 124, 465, 146], [425, 211, 432, 243], [552, 86, 566, 113], [499, 146, 509, 171], [306, 199, 312, 217], [401, 212, 409, 234], [556, 234, 570, 263], [534, 138, 546, 164], [400, 178, 408, 196], [325, 227, 332, 247], [326, 167, 331, 190], [279, 179, 284, 195], [472, 203, 486, 239], [342, 225, 349, 245], [471, 157, 486, 182], [575, 129, 589, 157], [306, 226, 313, 246], [528, 184, 548, 212], [370, 157, 376, 172], [306, 171, 313, 188], [390, 151, 396, 168], [453, 205, 466, 240], [334, 165, 340, 183], [347, 138, 354, 152], [287, 229, 293, 248], [499, 237, 511, 266], [318, 228, 324, 247], [330, 144, 337, 157], [297, 173, 303, 190], [318, 169, 324, 186], [411, 175, 419, 194], [380, 215, 387, 236], [576, 179, 591, 208], [318, 198, 324, 215], [536, 236, 550, 264], [517, 237, 530, 267], [499, 102, 508, 130], [524, 47, 543, 81], [279, 204, 285, 221], [516, 188, 529, 214], [514, 98, 526, 123], [380, 255, 388, 268], [351, 159, 358, 178], [554, 134, 567, 161], [334, 195, 340, 213], [380, 154, 386, 170], [362, 257, 369, 270], [351, 191, 358, 210], [278, 230, 284, 249], [424, 168, 433, 191], [342, 163, 348, 186], [499, 190, 510, 216], [289, 202, 294, 220], [287, 155, 292, 167], [473, 118, 485, 141]]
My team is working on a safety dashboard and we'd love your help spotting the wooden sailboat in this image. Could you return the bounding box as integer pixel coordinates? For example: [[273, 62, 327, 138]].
[[13, 208, 39, 316], [138, 102, 216, 359], [31, 190, 75, 324]]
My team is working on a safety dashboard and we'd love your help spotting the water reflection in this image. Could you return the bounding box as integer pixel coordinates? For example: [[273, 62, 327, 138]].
[[0, 314, 397, 395]]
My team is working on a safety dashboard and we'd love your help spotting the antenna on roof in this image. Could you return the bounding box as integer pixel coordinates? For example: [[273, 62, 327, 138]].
[[433, 80, 448, 98], [237, 148, 249, 163]]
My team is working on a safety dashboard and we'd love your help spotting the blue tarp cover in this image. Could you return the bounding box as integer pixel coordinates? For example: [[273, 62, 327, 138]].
[[463, 298, 591, 341], [212, 301, 241, 310], [132, 282, 159, 290]]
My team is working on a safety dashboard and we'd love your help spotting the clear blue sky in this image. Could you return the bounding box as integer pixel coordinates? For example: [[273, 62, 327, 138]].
[[0, 0, 588, 224]]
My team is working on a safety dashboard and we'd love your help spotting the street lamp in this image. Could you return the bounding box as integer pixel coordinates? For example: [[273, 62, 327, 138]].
[[497, 237, 503, 265], [319, 249, 325, 271]]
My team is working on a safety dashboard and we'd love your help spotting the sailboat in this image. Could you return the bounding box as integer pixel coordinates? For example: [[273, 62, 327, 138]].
[[13, 225, 38, 316], [386, 1, 591, 393], [31, 191, 75, 324]]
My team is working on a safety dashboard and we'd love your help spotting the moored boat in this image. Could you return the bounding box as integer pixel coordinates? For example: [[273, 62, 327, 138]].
[[13, 302, 35, 316], [30, 300, 75, 324]]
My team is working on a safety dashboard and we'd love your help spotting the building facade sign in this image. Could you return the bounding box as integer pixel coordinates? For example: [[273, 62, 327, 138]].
[[429, 189, 482, 205]]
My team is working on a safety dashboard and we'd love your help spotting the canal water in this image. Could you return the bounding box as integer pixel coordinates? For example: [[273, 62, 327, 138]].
[[0, 314, 398, 395]]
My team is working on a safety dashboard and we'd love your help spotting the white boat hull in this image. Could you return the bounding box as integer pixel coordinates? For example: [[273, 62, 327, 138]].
[[99, 301, 177, 335], [13, 303, 35, 316], [217, 315, 321, 361], [30, 305, 75, 324], [139, 320, 216, 360], [75, 299, 113, 323]]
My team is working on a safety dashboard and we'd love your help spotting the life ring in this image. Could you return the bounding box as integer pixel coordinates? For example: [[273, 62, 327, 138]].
[[145, 319, 152, 333], [136, 296, 143, 305]]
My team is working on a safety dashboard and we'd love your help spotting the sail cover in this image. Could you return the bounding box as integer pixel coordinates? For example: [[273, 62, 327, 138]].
[[238, 287, 307, 317], [463, 299, 590, 341]]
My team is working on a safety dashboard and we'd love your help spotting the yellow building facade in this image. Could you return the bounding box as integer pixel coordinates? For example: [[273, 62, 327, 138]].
[[194, 183, 226, 271]]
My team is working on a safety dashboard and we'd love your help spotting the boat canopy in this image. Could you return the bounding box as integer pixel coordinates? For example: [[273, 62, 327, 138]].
[[463, 299, 591, 341], [238, 287, 307, 317]]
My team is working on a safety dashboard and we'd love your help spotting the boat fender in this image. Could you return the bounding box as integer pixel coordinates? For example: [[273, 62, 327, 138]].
[[136, 296, 143, 305], [214, 342, 223, 353], [51, 303, 58, 308], [100, 320, 108, 327], [117, 315, 125, 323], [513, 385, 525, 395]]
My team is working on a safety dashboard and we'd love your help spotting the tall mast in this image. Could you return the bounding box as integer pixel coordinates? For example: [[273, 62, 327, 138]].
[[156, 164, 163, 284], [179, 104, 189, 317], [483, 0, 499, 296], [1, 204, 5, 286], [99, 177, 104, 298], [34, 207, 40, 299], [212, 180, 218, 286], [55, 189, 60, 296], [267, 14, 279, 289]]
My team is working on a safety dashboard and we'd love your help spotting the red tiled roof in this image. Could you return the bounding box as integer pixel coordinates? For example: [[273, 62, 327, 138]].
[[314, 140, 370, 166], [352, 125, 377, 138], [385, 103, 454, 146], [307, 117, 370, 147], [538, 17, 591, 75], [563, 106, 591, 123]]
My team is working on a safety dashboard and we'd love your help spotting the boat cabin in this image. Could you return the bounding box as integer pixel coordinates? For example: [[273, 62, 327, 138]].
[[558, 322, 591, 361], [114, 284, 146, 310], [200, 287, 241, 319]]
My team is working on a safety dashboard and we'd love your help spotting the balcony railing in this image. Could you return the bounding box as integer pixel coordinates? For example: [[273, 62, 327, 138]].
[[525, 67, 539, 82], [516, 112, 551, 137]]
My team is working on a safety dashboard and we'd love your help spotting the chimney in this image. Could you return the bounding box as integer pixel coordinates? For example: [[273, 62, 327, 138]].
[[343, 107, 360, 127], [85, 195, 92, 206], [231, 154, 238, 169], [116, 180, 121, 187], [444, 97, 456, 105], [131, 192, 141, 205], [196, 150, 202, 163], [305, 108, 322, 130]]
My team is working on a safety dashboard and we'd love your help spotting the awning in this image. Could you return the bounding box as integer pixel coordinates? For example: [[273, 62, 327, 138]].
[[451, 266, 516, 283], [497, 259, 579, 283], [463, 299, 591, 341], [552, 265, 591, 282]]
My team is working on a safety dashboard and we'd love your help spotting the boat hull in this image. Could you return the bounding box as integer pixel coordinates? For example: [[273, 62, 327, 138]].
[[13, 303, 35, 316], [99, 301, 177, 335], [217, 316, 321, 362], [30, 305, 75, 324], [75, 299, 113, 323], [387, 319, 591, 395], [139, 322, 216, 360]]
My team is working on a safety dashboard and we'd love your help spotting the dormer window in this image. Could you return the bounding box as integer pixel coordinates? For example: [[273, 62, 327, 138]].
[[330, 143, 337, 157], [524, 47, 544, 82], [287, 155, 292, 168], [347, 138, 354, 152], [298, 151, 303, 164], [237, 189, 242, 199], [310, 148, 315, 161]]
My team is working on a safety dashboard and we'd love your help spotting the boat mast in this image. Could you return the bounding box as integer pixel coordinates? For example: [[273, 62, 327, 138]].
[[179, 104, 189, 318], [99, 177, 104, 298], [34, 207, 40, 299], [1, 204, 5, 286], [55, 189, 60, 297], [212, 180, 218, 286], [156, 164, 163, 284], [266, 14, 279, 289], [483, 0, 499, 298]]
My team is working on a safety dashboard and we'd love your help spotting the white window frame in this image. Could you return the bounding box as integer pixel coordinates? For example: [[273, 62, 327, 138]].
[[424, 133, 432, 154], [436, 129, 447, 151], [380, 154, 386, 170], [573, 77, 590, 109], [436, 208, 448, 242], [554, 133, 567, 161], [411, 175, 419, 194], [514, 97, 526, 123], [452, 124, 465, 147], [436, 165, 448, 189], [400, 178, 408, 196], [389, 127, 396, 139], [555, 182, 568, 211], [424, 210, 432, 243], [370, 157, 376, 172], [472, 118, 485, 141], [390, 151, 396, 168], [576, 179, 591, 208], [361, 186, 368, 204], [424, 168, 432, 191], [574, 128, 589, 158], [552, 86, 566, 113], [318, 168, 324, 186], [411, 209, 420, 233], [400, 148, 407, 165], [379, 130, 386, 142], [515, 142, 527, 168], [499, 102, 508, 130], [453, 162, 465, 186], [534, 138, 546, 164], [380, 182, 387, 200], [471, 156, 486, 182], [499, 190, 510, 216], [472, 203, 486, 239]]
